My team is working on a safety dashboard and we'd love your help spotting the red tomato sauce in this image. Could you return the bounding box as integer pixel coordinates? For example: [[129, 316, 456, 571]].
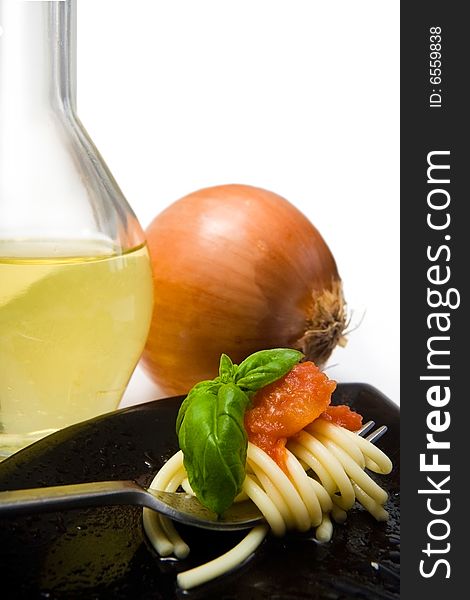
[[244, 361, 362, 472], [320, 405, 363, 430]]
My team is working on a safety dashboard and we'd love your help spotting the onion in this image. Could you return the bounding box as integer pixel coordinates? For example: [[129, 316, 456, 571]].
[[142, 184, 346, 395]]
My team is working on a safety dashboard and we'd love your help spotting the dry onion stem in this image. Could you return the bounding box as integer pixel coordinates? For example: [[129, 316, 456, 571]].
[[296, 280, 347, 367], [143, 184, 348, 395]]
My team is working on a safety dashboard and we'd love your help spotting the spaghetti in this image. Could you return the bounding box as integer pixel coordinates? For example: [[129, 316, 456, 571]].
[[143, 420, 392, 590]]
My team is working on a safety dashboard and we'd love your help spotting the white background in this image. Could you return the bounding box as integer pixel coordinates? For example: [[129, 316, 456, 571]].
[[77, 0, 400, 407]]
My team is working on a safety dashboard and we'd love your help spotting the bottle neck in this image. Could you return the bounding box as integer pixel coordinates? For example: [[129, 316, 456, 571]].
[[0, 0, 76, 122]]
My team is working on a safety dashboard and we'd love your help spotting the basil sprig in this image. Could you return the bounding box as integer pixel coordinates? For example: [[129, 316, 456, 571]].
[[176, 348, 302, 514]]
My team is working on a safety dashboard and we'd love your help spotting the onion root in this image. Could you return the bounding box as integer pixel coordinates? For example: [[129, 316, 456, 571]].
[[295, 280, 347, 366]]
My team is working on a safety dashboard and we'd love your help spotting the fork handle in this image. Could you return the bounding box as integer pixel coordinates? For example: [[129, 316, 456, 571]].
[[0, 480, 146, 516]]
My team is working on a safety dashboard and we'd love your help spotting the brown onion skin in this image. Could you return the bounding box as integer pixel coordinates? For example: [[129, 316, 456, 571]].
[[142, 184, 341, 396]]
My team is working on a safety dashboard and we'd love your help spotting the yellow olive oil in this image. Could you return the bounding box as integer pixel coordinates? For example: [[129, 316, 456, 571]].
[[0, 240, 153, 457]]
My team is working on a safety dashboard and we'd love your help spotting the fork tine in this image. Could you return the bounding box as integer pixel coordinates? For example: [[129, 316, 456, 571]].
[[356, 421, 375, 437], [366, 425, 388, 444]]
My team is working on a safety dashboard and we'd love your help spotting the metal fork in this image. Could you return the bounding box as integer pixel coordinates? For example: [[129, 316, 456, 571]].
[[0, 422, 387, 530], [356, 420, 388, 444], [0, 482, 261, 530]]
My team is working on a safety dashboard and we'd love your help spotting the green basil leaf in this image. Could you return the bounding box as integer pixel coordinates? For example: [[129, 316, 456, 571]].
[[175, 379, 221, 435], [218, 353, 237, 383], [177, 382, 250, 514], [234, 348, 303, 392]]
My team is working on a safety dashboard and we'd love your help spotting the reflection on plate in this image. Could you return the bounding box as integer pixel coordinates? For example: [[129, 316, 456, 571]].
[[0, 384, 399, 599]]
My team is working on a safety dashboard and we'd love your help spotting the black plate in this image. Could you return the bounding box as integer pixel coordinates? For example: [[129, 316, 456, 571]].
[[0, 384, 399, 600]]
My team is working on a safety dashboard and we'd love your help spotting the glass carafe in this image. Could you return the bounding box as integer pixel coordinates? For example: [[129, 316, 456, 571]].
[[0, 0, 154, 458]]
